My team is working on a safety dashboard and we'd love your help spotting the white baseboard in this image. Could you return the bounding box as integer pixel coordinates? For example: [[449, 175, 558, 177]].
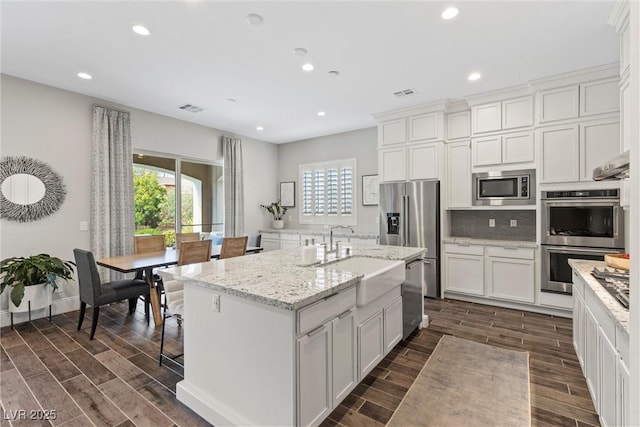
[[0, 296, 80, 328]]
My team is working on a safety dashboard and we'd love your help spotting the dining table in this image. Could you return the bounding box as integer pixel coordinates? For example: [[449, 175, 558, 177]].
[[96, 245, 264, 326]]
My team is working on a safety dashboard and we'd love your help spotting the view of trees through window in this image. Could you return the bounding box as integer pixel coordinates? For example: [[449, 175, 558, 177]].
[[133, 154, 223, 247]]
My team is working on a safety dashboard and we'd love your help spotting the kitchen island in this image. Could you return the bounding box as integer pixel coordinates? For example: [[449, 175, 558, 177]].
[[159, 244, 425, 427]]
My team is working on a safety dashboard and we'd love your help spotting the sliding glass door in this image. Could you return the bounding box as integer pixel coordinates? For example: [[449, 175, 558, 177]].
[[133, 153, 223, 246]]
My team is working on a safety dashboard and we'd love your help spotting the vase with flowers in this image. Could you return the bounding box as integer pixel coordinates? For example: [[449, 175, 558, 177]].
[[260, 200, 288, 229]]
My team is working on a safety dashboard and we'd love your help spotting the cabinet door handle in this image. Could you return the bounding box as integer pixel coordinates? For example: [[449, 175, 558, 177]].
[[338, 309, 353, 319], [307, 325, 326, 337]]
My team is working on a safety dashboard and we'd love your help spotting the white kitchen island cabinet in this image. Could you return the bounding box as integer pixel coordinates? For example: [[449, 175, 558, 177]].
[[159, 245, 425, 427]]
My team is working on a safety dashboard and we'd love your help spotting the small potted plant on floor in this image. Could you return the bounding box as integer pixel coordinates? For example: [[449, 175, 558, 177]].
[[260, 200, 288, 229], [1, 253, 75, 313]]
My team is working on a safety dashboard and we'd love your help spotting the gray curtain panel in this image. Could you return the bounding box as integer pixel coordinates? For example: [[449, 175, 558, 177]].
[[91, 105, 135, 280], [222, 136, 244, 237]]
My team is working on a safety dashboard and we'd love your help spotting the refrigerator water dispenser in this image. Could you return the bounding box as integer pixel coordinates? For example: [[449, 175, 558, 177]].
[[387, 213, 400, 235]]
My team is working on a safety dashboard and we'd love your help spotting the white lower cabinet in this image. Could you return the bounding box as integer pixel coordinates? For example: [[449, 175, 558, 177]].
[[443, 244, 484, 296], [485, 247, 535, 303], [297, 323, 332, 427], [262, 232, 281, 252], [599, 327, 617, 427], [331, 309, 357, 407], [357, 312, 384, 380], [571, 268, 630, 426], [383, 296, 403, 353]]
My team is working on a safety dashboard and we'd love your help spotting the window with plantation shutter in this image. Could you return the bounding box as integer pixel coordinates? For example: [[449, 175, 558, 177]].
[[299, 158, 357, 225]]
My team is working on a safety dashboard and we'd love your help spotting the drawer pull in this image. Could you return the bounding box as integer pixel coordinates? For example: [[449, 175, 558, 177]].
[[307, 325, 326, 337], [338, 309, 353, 319]]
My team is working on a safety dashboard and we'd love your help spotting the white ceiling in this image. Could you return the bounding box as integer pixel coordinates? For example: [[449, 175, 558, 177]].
[[1, 1, 619, 144]]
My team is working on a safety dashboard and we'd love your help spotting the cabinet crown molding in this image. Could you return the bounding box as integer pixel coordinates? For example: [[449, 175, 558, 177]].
[[446, 100, 470, 114], [464, 84, 532, 106], [529, 62, 620, 92], [608, 0, 629, 30], [373, 99, 450, 122]]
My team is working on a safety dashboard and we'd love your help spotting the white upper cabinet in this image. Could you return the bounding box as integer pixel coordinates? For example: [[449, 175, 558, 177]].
[[538, 86, 580, 124], [539, 119, 620, 184], [472, 96, 534, 134], [445, 141, 471, 208], [378, 118, 406, 146], [408, 142, 441, 180], [502, 96, 535, 129], [472, 131, 534, 168], [538, 78, 619, 124], [472, 102, 502, 134], [539, 124, 580, 183], [446, 110, 471, 140], [409, 112, 441, 142], [579, 119, 621, 182], [580, 78, 620, 117], [378, 146, 407, 182]]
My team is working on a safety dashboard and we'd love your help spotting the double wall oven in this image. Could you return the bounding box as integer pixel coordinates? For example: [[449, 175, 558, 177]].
[[541, 189, 624, 295]]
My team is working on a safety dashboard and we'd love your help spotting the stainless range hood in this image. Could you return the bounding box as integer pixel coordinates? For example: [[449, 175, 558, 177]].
[[593, 150, 630, 181]]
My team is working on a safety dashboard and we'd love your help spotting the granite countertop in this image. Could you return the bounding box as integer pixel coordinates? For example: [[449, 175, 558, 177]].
[[442, 237, 538, 248], [259, 228, 379, 239], [159, 244, 425, 311], [569, 260, 629, 333]]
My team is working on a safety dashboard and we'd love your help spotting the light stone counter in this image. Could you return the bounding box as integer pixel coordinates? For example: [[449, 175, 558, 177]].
[[159, 244, 425, 311], [259, 228, 379, 240], [569, 259, 629, 333], [443, 237, 538, 248]]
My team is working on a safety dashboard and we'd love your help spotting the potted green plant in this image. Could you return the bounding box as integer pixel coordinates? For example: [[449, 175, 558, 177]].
[[260, 200, 288, 229], [1, 254, 75, 310]]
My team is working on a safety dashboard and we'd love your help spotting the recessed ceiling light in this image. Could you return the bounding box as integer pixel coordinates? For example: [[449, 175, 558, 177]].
[[132, 25, 150, 36], [441, 7, 459, 20], [77, 72, 92, 80], [317, 111, 326, 117], [247, 13, 263, 25], [293, 47, 308, 56], [468, 72, 481, 81], [302, 63, 314, 72], [256, 126, 264, 131], [327, 70, 340, 77]]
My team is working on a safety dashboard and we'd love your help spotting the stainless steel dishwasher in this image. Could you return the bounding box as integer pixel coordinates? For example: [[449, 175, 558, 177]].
[[402, 257, 424, 340]]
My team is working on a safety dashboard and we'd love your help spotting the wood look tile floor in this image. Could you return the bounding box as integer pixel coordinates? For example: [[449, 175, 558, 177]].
[[0, 298, 599, 427]]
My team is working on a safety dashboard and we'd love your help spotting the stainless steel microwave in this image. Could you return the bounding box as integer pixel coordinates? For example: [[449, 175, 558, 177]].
[[472, 169, 536, 206]]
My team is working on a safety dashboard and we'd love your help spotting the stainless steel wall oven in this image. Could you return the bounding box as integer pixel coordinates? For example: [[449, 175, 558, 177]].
[[540, 189, 624, 295]]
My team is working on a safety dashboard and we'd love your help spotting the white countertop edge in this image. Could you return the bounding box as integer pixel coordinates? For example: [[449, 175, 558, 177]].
[[171, 274, 362, 311], [568, 259, 629, 334], [442, 237, 538, 248], [259, 228, 379, 239]]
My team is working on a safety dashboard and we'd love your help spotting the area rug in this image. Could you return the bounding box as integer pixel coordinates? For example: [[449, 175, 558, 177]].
[[387, 335, 531, 427]]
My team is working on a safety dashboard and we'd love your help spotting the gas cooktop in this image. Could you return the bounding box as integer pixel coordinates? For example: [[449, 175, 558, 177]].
[[591, 266, 630, 309]]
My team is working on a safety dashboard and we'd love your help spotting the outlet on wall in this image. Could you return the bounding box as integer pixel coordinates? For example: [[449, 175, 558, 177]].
[[510, 219, 518, 227], [489, 218, 496, 228]]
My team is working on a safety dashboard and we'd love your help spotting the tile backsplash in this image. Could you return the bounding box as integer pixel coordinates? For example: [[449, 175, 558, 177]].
[[449, 210, 536, 241]]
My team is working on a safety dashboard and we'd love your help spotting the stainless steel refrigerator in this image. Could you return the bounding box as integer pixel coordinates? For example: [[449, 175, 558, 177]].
[[379, 179, 441, 299]]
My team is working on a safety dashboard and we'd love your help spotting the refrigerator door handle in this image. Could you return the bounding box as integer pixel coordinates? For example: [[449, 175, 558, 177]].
[[403, 194, 409, 247]]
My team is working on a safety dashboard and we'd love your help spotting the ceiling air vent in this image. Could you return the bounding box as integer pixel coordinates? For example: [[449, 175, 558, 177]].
[[393, 88, 417, 98], [178, 103, 205, 113]]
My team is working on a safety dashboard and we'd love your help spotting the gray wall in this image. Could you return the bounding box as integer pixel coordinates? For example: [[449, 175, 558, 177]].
[[0, 74, 278, 321], [276, 127, 378, 234]]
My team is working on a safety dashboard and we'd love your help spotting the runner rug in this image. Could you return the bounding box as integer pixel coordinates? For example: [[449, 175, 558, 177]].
[[388, 334, 531, 427]]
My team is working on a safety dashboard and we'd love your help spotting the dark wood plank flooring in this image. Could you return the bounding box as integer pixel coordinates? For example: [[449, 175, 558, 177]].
[[0, 298, 599, 426]]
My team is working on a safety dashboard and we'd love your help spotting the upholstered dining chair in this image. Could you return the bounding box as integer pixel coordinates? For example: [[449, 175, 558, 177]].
[[219, 236, 248, 259], [175, 232, 201, 248], [159, 239, 212, 366], [73, 249, 150, 340]]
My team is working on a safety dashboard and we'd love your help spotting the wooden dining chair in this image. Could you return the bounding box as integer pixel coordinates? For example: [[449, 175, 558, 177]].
[[134, 235, 166, 254], [160, 239, 212, 366], [175, 232, 201, 249], [219, 236, 248, 259]]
